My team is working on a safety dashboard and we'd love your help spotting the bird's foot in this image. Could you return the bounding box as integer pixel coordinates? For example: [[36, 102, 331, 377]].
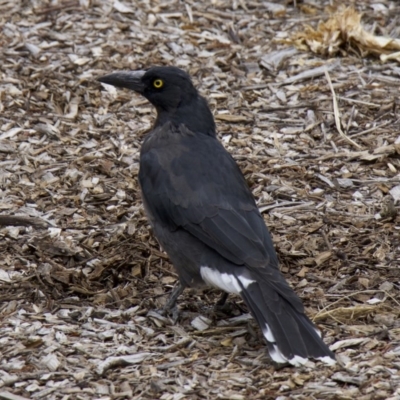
[[150, 283, 185, 324], [161, 303, 180, 324], [214, 302, 233, 314], [153, 302, 180, 324], [214, 292, 233, 313]]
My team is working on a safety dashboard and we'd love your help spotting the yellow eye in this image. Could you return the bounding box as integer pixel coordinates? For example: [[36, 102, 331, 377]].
[[153, 79, 164, 89]]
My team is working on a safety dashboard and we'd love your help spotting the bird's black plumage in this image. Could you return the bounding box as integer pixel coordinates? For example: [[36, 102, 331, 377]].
[[98, 66, 336, 366]]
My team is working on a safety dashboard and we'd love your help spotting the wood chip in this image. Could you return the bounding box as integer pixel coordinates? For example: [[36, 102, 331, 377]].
[[0, 392, 31, 400]]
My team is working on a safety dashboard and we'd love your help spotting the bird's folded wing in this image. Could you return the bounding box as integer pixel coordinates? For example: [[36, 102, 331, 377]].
[[139, 129, 278, 271]]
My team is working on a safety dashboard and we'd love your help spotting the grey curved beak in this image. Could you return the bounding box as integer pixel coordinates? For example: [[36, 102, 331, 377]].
[[97, 70, 146, 93]]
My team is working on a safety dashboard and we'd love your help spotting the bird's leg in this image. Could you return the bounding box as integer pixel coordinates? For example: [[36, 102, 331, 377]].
[[160, 283, 185, 322], [215, 292, 229, 308], [214, 292, 235, 314], [163, 282, 185, 311]]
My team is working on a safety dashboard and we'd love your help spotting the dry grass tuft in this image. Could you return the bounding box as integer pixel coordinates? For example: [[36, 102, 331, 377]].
[[293, 6, 400, 62]]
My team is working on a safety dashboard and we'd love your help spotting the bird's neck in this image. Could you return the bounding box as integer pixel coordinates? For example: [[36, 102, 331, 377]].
[[154, 96, 216, 137]]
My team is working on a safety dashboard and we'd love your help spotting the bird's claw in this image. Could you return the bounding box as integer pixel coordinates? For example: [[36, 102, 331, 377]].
[[156, 303, 180, 324]]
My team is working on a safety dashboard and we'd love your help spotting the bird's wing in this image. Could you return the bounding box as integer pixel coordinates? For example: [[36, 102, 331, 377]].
[[139, 124, 278, 270]]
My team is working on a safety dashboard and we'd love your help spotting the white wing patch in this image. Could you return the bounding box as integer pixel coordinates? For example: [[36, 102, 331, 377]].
[[288, 354, 309, 367], [262, 324, 275, 343], [264, 325, 309, 366], [318, 355, 337, 366], [200, 266, 254, 294], [269, 345, 289, 364], [314, 327, 322, 338], [269, 343, 307, 366]]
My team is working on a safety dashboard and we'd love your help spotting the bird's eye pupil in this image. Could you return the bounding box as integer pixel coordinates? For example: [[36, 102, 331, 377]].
[[153, 79, 163, 89]]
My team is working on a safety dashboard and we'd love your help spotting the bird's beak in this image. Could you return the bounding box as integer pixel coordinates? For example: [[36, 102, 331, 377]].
[[97, 70, 146, 93]]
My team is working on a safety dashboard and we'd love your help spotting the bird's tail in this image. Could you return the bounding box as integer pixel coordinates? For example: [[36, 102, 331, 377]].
[[235, 271, 336, 366]]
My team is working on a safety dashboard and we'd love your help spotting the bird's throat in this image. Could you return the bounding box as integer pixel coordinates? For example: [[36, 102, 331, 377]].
[[154, 98, 216, 137]]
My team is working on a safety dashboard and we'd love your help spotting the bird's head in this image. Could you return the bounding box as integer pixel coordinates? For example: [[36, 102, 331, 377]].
[[98, 66, 196, 111], [97, 66, 216, 136]]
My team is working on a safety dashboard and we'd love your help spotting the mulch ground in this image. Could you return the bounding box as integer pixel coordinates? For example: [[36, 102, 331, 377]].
[[0, 1, 400, 399]]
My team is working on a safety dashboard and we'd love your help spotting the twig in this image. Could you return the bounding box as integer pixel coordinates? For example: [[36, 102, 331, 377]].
[[259, 201, 314, 213], [312, 289, 400, 323], [349, 121, 392, 138], [321, 230, 332, 251], [338, 96, 380, 108], [282, 60, 340, 85], [0, 391, 32, 400], [324, 69, 362, 149], [0, 215, 49, 228]]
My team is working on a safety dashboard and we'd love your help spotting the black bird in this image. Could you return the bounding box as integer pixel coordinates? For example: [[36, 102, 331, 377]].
[[97, 66, 336, 366]]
